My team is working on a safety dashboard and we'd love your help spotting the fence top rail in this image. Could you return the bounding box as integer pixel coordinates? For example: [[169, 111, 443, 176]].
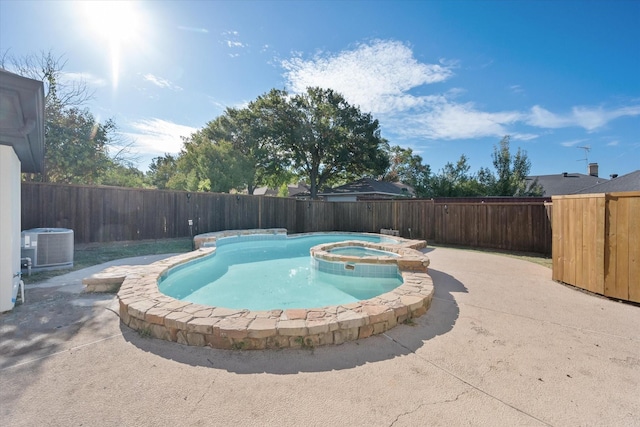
[[360, 197, 551, 203], [552, 193, 606, 200], [606, 190, 640, 198], [431, 197, 551, 203], [553, 191, 640, 201], [432, 202, 550, 206], [299, 199, 550, 205]]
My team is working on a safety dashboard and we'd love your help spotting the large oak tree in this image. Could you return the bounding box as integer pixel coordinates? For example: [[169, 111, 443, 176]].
[[265, 87, 389, 199], [167, 87, 390, 197]]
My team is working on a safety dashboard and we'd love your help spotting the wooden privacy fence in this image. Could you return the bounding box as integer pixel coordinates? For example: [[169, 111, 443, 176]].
[[296, 199, 552, 254], [21, 182, 552, 254], [552, 192, 640, 303], [21, 183, 297, 243]]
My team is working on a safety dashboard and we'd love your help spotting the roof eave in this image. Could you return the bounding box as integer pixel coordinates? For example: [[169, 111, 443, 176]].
[[0, 69, 45, 173]]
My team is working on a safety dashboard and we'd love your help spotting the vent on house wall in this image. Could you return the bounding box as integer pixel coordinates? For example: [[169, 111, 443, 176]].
[[21, 228, 74, 270]]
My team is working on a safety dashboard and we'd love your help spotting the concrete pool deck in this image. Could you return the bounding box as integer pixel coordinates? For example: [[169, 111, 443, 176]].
[[1, 247, 638, 426]]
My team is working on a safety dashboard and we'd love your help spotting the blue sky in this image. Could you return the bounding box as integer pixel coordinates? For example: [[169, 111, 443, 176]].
[[1, 0, 639, 179]]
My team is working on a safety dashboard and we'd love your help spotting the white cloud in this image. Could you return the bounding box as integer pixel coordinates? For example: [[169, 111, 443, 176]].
[[445, 87, 466, 98], [527, 105, 640, 131], [207, 97, 228, 112], [121, 118, 198, 155], [607, 140, 619, 146], [207, 96, 249, 112], [226, 40, 246, 48], [280, 39, 640, 142], [177, 26, 208, 34], [280, 40, 523, 140], [574, 106, 640, 130], [282, 39, 454, 114], [61, 71, 108, 88], [143, 73, 182, 91], [560, 139, 587, 147], [509, 84, 524, 94], [527, 105, 572, 128], [512, 133, 539, 141], [222, 30, 247, 52], [392, 99, 522, 140]]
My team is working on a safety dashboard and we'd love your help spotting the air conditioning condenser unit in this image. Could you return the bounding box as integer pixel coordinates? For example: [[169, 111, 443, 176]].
[[21, 228, 74, 270]]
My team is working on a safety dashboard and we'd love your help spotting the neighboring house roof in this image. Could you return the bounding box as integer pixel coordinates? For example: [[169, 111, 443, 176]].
[[253, 182, 310, 197], [0, 69, 45, 173], [526, 173, 608, 196], [318, 178, 415, 199], [288, 183, 311, 197], [253, 187, 278, 196], [574, 170, 640, 194]]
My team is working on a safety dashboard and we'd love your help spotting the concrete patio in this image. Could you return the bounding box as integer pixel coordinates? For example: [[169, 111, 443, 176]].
[[1, 247, 638, 426]]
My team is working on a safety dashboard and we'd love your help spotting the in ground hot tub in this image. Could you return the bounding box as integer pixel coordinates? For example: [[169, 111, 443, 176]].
[[328, 246, 400, 257]]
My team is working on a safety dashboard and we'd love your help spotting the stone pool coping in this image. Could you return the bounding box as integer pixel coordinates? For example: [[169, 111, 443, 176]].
[[84, 229, 434, 350], [311, 240, 429, 270]]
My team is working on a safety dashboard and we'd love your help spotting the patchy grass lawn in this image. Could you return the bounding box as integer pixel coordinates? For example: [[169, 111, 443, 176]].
[[22, 238, 192, 284]]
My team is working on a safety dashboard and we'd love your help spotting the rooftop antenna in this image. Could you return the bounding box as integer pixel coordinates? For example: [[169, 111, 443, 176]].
[[576, 145, 590, 168]]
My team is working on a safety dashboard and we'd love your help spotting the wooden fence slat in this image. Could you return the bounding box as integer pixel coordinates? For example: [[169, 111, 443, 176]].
[[594, 196, 606, 295], [584, 197, 596, 293], [575, 197, 585, 289], [628, 196, 640, 303], [613, 195, 630, 300], [551, 199, 563, 282], [604, 195, 618, 298]]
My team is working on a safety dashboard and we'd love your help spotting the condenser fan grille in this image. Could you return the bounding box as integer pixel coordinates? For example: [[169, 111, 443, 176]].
[[36, 232, 74, 265]]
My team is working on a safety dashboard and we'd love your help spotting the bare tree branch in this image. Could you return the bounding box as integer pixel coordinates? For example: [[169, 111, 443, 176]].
[[1, 49, 94, 108]]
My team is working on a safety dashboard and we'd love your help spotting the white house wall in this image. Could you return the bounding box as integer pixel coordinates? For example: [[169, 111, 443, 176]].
[[326, 195, 358, 202], [0, 145, 21, 311]]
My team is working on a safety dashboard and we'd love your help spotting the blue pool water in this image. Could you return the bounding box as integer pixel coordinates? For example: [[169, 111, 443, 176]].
[[158, 233, 403, 310], [329, 246, 399, 257]]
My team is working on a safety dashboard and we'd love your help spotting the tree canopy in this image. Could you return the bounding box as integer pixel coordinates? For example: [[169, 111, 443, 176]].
[[268, 87, 390, 198], [160, 87, 390, 198], [44, 107, 114, 184], [201, 98, 292, 194], [426, 137, 543, 197], [381, 146, 432, 197], [148, 154, 178, 189], [490, 135, 542, 196], [171, 133, 252, 193], [429, 154, 477, 197]]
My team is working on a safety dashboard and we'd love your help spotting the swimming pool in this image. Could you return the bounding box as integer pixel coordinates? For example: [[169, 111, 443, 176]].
[[159, 233, 403, 310], [114, 229, 434, 349]]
